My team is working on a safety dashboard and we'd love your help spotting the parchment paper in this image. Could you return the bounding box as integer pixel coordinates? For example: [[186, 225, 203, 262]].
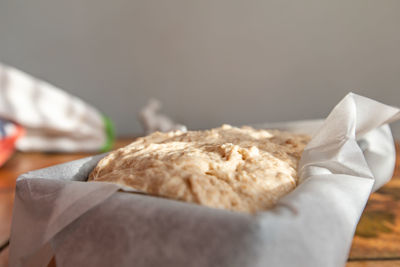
[[9, 93, 400, 267]]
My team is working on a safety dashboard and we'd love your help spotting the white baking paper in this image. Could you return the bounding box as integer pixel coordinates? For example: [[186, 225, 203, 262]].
[[9, 93, 400, 267], [139, 98, 187, 134]]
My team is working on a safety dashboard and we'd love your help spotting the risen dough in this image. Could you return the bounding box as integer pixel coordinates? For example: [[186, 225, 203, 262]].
[[89, 125, 310, 213]]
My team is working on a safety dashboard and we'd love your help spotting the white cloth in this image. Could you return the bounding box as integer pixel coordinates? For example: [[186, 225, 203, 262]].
[[0, 63, 107, 151]]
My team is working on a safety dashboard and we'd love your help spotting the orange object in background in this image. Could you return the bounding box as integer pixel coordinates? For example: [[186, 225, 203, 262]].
[[0, 122, 24, 167]]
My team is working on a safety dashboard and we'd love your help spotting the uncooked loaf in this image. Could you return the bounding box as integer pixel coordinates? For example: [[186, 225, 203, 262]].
[[89, 125, 310, 214]]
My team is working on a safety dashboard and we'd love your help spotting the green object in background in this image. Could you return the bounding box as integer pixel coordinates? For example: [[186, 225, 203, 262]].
[[100, 115, 115, 152]]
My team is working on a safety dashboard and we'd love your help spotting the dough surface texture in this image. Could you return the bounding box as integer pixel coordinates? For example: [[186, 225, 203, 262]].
[[89, 125, 310, 213]]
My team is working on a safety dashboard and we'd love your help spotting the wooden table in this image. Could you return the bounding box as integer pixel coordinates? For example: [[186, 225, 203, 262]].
[[0, 140, 399, 267]]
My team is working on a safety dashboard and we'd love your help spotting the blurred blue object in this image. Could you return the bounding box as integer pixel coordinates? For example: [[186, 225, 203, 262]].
[[0, 119, 6, 138]]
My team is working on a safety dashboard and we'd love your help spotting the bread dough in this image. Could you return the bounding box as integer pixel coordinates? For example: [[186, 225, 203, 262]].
[[89, 125, 310, 213]]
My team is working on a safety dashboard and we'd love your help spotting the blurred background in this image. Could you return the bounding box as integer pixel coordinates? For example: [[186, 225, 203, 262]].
[[1, 0, 399, 138], [1, 2, 400, 266]]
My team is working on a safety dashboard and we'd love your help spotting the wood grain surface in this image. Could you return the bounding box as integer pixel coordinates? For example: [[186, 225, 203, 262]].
[[347, 143, 400, 266], [0, 140, 398, 266]]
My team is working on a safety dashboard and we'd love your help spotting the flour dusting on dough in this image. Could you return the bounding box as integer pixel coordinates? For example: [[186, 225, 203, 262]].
[[89, 125, 310, 214]]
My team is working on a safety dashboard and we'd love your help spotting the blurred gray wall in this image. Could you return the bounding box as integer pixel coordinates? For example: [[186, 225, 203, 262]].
[[1, 0, 399, 138]]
